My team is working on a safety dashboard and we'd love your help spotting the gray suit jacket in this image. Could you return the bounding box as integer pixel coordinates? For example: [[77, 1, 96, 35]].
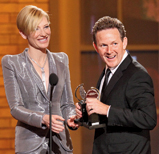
[[1, 48, 76, 153]]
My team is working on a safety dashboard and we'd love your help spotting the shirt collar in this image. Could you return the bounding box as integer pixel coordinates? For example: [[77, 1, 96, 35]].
[[106, 51, 128, 74]]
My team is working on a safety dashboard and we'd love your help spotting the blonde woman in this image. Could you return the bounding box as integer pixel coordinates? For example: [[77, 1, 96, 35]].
[[2, 5, 78, 154]]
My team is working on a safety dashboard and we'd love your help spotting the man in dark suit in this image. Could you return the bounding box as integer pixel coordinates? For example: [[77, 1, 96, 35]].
[[76, 16, 157, 154]]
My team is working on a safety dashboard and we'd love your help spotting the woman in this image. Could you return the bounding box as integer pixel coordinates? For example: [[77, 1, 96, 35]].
[[1, 5, 78, 154]]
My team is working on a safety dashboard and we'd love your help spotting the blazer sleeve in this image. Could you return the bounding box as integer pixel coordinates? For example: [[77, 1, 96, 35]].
[[108, 70, 157, 130], [58, 53, 76, 122], [1, 55, 45, 129]]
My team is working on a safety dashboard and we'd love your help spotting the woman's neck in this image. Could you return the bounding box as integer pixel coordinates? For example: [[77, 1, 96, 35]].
[[27, 47, 47, 63]]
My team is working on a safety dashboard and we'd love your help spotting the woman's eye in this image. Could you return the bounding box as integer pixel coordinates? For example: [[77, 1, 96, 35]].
[[45, 25, 50, 29], [35, 27, 39, 31]]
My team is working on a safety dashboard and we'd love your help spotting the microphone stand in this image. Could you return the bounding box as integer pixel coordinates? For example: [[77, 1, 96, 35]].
[[49, 86, 53, 154], [49, 73, 58, 154]]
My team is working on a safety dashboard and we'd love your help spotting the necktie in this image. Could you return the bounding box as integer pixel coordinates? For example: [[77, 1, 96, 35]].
[[101, 68, 111, 94]]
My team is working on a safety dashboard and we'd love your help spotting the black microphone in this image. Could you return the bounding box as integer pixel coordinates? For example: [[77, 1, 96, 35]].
[[49, 73, 58, 154], [49, 73, 58, 86], [49, 73, 58, 101]]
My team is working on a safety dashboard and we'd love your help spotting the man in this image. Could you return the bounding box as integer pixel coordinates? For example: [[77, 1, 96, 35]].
[[76, 16, 157, 154]]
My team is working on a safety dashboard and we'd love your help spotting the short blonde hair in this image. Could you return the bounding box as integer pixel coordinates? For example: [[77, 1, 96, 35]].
[[17, 5, 50, 35]]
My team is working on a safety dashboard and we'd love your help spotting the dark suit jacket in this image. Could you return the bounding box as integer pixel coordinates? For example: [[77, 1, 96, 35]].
[[93, 54, 157, 154]]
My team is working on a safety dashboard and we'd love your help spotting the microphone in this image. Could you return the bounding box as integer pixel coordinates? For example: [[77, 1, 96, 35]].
[[49, 73, 58, 154], [49, 73, 58, 101], [49, 73, 58, 86]]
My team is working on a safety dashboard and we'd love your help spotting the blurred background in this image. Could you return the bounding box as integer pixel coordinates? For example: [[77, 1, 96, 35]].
[[0, 0, 159, 154]]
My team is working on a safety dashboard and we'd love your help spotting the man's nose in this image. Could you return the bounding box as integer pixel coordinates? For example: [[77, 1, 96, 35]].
[[106, 46, 112, 53]]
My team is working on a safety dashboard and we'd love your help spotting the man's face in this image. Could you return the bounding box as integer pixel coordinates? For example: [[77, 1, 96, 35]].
[[93, 28, 127, 69]]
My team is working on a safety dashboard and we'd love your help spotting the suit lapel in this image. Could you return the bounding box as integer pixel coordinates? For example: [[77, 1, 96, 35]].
[[47, 50, 57, 97], [96, 68, 105, 89], [101, 54, 132, 103]]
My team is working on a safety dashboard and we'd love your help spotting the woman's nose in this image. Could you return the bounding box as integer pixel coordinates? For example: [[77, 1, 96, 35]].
[[40, 29, 46, 35]]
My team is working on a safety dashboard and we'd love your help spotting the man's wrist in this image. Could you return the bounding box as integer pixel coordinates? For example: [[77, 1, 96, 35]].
[[107, 105, 111, 117]]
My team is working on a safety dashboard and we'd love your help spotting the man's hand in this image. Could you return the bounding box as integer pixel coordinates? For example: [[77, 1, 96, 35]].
[[75, 102, 82, 119], [85, 98, 110, 116]]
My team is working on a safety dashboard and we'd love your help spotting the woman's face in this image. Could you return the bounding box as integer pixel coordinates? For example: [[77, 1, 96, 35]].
[[27, 16, 51, 51]]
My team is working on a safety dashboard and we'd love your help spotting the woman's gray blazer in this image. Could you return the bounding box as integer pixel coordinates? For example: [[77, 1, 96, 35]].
[[1, 48, 76, 153]]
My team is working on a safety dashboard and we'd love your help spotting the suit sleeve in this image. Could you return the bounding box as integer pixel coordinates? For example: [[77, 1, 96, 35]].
[[59, 53, 76, 122], [108, 70, 157, 130], [1, 56, 45, 129]]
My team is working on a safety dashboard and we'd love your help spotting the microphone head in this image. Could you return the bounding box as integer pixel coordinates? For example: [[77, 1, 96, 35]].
[[49, 73, 58, 86]]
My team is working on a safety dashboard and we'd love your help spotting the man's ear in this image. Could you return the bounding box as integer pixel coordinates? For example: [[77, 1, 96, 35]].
[[93, 42, 99, 53], [123, 37, 128, 50], [19, 31, 27, 39]]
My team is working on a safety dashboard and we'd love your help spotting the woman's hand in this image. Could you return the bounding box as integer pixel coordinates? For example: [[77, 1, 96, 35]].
[[42, 114, 65, 134], [67, 115, 79, 129]]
